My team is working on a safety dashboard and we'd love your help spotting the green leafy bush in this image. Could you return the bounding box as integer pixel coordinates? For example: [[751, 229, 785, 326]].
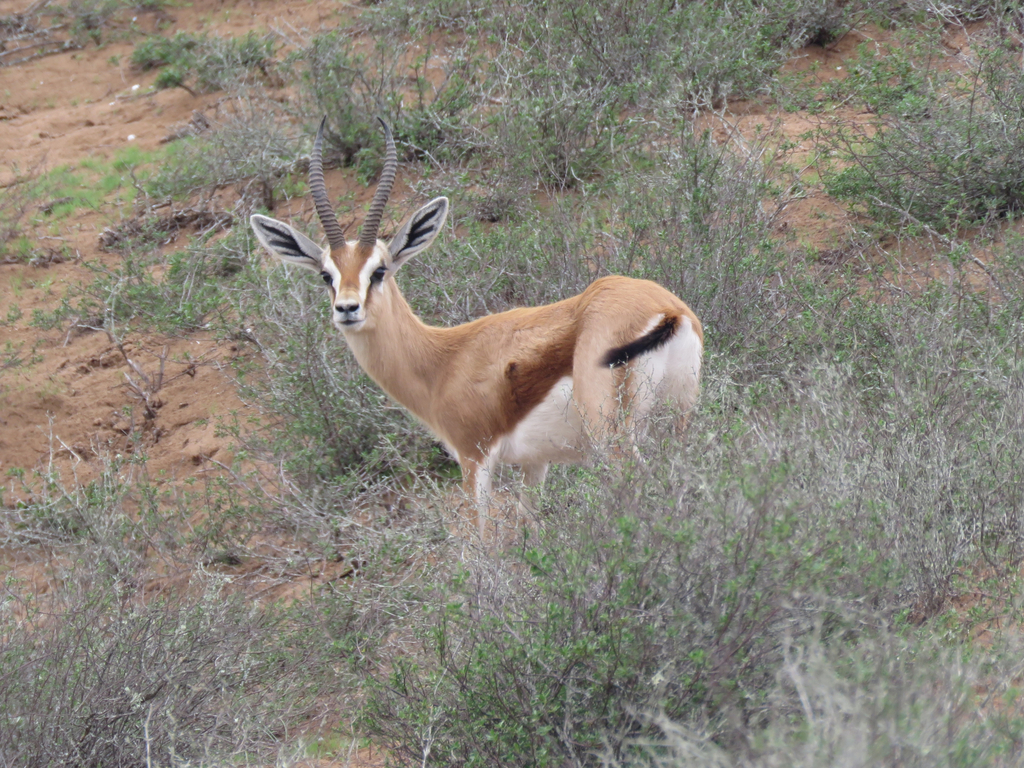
[[483, 0, 797, 186], [0, 581, 269, 766], [56, 211, 247, 338], [824, 28, 1024, 230], [287, 30, 482, 172]]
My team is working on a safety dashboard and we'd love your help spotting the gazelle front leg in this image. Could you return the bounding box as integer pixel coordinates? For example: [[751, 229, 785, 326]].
[[460, 453, 496, 540]]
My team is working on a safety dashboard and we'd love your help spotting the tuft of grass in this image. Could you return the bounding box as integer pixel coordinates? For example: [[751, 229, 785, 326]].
[[48, 0, 158, 45], [77, 214, 246, 336], [0, 173, 45, 263]]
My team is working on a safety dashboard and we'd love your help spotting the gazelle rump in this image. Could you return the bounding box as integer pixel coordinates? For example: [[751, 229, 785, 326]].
[[250, 117, 703, 536]]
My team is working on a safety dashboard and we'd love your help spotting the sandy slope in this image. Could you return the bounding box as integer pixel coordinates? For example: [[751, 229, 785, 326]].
[[0, 0, 319, 489]]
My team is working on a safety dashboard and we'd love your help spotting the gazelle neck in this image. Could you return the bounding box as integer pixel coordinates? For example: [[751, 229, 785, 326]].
[[340, 281, 449, 422]]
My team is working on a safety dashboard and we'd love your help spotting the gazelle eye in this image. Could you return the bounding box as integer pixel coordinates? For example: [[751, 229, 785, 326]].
[[370, 266, 387, 283], [320, 271, 332, 286]]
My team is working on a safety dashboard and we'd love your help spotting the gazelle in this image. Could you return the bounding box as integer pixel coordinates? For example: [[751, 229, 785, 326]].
[[251, 118, 703, 536]]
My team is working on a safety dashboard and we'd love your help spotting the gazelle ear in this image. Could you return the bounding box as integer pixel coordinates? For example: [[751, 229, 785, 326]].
[[250, 214, 325, 273], [388, 197, 449, 271]]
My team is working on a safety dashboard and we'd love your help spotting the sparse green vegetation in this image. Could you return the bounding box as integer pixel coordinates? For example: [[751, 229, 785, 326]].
[[0, 456, 357, 766], [0, 340, 26, 376], [0, 150, 152, 264], [0, 173, 46, 262], [285, 29, 482, 174], [131, 30, 278, 94]]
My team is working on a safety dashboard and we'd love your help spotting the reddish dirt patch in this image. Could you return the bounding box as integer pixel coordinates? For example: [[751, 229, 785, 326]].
[[0, 0, 329, 492]]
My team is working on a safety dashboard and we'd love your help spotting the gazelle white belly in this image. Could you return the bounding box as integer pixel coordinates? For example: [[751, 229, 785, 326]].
[[494, 376, 584, 465]]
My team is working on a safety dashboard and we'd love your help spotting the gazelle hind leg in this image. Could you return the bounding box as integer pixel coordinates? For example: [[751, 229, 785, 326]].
[[516, 462, 549, 523], [571, 360, 625, 451], [522, 462, 549, 487]]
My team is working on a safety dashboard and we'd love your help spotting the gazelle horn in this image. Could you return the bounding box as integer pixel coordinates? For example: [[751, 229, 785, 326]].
[[358, 118, 398, 249], [309, 116, 346, 250]]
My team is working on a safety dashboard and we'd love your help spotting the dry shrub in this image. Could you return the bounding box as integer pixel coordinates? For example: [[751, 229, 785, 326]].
[[147, 99, 303, 216], [609, 618, 1024, 767], [0, 574, 275, 767]]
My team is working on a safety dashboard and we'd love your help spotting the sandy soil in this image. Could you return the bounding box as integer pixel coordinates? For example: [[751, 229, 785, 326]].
[[0, 0, 335, 489]]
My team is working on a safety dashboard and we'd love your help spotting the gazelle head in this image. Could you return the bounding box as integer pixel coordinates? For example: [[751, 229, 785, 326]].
[[250, 117, 449, 332]]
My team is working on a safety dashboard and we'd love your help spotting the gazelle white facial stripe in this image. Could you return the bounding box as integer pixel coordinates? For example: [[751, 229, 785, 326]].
[[357, 252, 385, 299], [321, 257, 342, 296]]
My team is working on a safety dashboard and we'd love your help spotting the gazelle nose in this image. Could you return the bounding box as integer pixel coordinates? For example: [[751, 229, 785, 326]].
[[336, 301, 360, 314]]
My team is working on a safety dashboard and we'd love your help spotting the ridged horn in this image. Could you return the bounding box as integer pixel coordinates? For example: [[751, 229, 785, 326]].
[[309, 116, 346, 250], [358, 117, 398, 249]]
